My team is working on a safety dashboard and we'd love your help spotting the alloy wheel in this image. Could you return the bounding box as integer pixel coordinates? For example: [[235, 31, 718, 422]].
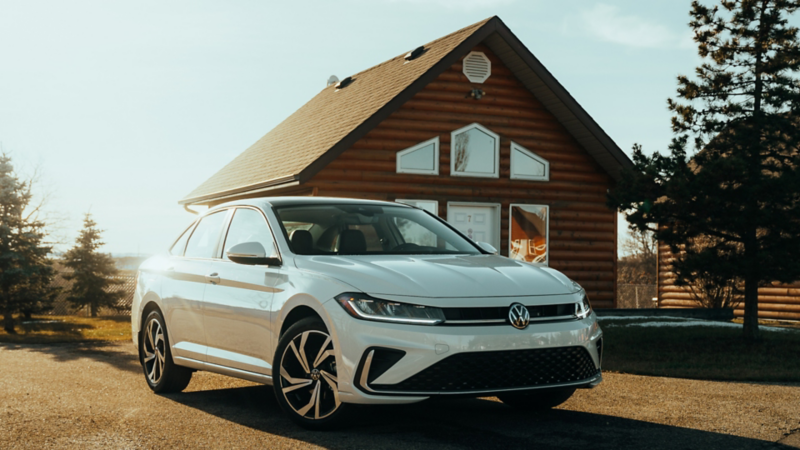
[[143, 318, 166, 385], [279, 330, 340, 420]]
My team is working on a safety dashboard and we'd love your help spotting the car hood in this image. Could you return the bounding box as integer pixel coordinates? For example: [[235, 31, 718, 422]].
[[294, 254, 576, 298]]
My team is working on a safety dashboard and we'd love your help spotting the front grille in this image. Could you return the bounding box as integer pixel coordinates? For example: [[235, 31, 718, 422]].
[[370, 346, 599, 393], [442, 303, 575, 324]]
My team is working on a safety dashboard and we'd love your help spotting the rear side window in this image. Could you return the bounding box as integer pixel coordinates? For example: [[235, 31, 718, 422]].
[[184, 211, 228, 259], [222, 208, 277, 260], [169, 223, 195, 256]]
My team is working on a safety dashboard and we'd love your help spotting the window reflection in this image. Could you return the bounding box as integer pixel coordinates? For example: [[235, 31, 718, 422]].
[[451, 124, 498, 177], [509, 205, 548, 265]]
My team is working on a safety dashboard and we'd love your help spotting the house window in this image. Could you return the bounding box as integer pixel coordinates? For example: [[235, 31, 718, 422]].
[[395, 199, 438, 215], [509, 204, 549, 265], [450, 123, 499, 178], [510, 142, 549, 181], [396, 137, 439, 175]]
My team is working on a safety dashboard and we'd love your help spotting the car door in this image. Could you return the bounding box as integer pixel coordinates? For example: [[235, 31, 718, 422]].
[[161, 209, 230, 362], [202, 206, 281, 376]]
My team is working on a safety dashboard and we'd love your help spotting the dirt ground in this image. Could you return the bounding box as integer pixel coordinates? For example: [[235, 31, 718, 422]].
[[1, 341, 799, 449]]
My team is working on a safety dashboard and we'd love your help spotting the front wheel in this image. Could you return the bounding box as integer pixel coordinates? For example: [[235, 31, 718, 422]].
[[139, 310, 192, 393], [273, 318, 350, 430], [497, 387, 576, 410]]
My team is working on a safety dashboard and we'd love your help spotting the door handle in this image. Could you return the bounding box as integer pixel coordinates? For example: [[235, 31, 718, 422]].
[[205, 272, 220, 285]]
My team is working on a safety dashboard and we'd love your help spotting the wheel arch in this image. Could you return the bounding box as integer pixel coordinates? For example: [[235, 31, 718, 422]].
[[280, 305, 324, 338]]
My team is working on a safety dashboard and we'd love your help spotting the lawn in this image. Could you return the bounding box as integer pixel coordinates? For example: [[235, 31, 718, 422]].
[[0, 315, 131, 344], [599, 317, 800, 382]]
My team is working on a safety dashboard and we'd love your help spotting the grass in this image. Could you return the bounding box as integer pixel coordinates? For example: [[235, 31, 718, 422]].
[[599, 317, 800, 383], [0, 315, 132, 344]]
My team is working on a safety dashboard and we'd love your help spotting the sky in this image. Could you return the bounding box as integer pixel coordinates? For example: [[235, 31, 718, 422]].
[[0, 0, 703, 255]]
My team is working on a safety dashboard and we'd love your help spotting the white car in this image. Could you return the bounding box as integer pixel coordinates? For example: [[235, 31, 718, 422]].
[[131, 197, 603, 429]]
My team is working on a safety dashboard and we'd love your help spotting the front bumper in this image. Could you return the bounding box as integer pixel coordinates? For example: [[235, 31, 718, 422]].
[[323, 300, 603, 405]]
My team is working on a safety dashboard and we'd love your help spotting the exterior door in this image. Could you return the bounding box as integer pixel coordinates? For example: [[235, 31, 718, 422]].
[[203, 207, 280, 376], [162, 210, 229, 362], [447, 203, 500, 250]]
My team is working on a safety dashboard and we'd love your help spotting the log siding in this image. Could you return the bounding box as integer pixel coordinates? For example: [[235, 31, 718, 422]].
[[658, 244, 800, 320]]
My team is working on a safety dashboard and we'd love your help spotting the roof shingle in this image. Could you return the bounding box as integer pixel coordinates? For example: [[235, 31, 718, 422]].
[[182, 17, 493, 204]]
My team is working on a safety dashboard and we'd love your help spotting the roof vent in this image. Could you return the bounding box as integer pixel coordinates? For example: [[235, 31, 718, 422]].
[[404, 46, 425, 62], [327, 75, 339, 87], [462, 51, 491, 84], [335, 76, 353, 90]]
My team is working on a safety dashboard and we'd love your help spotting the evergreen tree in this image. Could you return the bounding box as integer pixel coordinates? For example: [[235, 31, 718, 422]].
[[62, 214, 124, 317], [0, 154, 58, 333], [609, 0, 800, 341]]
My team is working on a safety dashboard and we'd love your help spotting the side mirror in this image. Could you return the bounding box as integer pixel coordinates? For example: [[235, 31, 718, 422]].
[[226, 242, 282, 266], [476, 241, 498, 254]]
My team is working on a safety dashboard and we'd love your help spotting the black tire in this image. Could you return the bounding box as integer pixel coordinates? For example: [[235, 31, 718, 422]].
[[497, 387, 576, 410], [273, 317, 350, 430], [139, 310, 192, 393]]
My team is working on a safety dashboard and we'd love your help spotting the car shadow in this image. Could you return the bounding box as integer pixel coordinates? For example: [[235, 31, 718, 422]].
[[0, 341, 141, 375], [162, 385, 794, 450]]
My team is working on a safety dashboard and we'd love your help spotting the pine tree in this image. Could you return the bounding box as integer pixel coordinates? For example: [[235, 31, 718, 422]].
[[62, 214, 124, 317], [609, 0, 800, 341], [0, 154, 58, 333]]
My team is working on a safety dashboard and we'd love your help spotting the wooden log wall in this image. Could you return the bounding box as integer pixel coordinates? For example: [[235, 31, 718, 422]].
[[658, 244, 800, 321], [307, 45, 619, 308]]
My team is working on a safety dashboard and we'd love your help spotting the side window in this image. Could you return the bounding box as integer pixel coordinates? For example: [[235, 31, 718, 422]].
[[184, 211, 228, 259], [222, 208, 277, 260], [169, 223, 195, 256]]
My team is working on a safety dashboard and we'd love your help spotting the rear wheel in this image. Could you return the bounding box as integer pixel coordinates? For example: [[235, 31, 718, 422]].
[[273, 317, 349, 430], [139, 310, 192, 393], [498, 387, 576, 410]]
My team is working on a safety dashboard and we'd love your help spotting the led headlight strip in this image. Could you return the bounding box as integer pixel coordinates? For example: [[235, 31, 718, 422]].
[[335, 293, 445, 325]]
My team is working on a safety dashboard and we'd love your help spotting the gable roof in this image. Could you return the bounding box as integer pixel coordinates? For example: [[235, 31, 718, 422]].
[[181, 16, 633, 205]]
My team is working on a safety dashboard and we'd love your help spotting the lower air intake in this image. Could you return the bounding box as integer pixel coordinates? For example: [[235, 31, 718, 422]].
[[370, 346, 598, 394]]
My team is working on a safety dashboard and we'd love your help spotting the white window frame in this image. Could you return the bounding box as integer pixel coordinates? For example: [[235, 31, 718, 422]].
[[396, 137, 439, 175], [510, 141, 550, 181], [446, 201, 501, 251], [396, 199, 439, 215], [508, 203, 550, 266], [450, 123, 500, 179]]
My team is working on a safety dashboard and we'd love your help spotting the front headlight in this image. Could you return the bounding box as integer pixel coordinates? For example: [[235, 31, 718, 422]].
[[576, 292, 592, 319], [335, 293, 445, 325]]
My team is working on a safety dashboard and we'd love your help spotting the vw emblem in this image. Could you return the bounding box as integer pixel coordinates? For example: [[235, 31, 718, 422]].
[[508, 303, 530, 330]]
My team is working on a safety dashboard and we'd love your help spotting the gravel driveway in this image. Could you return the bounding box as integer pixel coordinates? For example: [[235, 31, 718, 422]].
[[1, 341, 799, 449]]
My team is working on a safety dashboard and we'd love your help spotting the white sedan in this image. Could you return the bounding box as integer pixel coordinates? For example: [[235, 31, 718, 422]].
[[131, 197, 603, 429]]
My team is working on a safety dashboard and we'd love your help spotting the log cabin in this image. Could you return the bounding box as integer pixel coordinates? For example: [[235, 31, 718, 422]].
[[180, 16, 633, 309], [658, 248, 800, 321]]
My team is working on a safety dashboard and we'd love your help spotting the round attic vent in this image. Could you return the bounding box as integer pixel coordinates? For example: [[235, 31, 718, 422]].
[[462, 51, 491, 84]]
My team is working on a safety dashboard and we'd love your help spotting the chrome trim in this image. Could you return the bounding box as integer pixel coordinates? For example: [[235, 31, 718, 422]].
[[361, 373, 602, 397], [444, 319, 507, 324], [172, 356, 274, 385], [530, 314, 577, 323], [443, 315, 578, 325]]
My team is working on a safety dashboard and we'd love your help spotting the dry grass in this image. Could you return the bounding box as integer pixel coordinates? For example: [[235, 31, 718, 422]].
[[0, 315, 131, 344], [599, 317, 800, 382]]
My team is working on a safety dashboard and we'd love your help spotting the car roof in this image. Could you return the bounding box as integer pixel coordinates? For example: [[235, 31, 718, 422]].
[[209, 196, 412, 213]]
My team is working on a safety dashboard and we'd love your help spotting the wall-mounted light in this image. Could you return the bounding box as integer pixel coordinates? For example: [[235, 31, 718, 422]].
[[467, 88, 485, 100]]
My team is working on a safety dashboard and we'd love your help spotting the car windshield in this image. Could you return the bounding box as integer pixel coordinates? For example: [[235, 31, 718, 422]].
[[274, 204, 482, 256]]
